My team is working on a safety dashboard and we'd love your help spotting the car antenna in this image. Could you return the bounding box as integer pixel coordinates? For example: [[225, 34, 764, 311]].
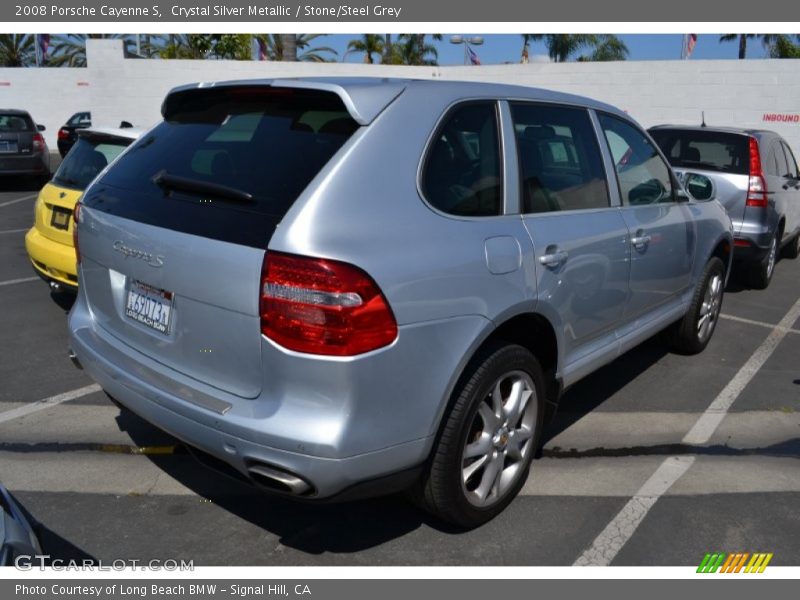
[[701, 111, 706, 128]]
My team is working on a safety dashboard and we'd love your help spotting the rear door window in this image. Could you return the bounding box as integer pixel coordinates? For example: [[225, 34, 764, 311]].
[[85, 87, 359, 248], [421, 102, 503, 217], [511, 103, 609, 213]]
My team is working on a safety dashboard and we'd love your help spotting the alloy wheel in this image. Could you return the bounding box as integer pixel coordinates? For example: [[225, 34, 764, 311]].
[[461, 370, 537, 507]]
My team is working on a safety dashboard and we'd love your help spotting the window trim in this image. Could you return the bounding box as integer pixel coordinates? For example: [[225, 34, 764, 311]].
[[416, 98, 510, 221], [596, 110, 679, 207]]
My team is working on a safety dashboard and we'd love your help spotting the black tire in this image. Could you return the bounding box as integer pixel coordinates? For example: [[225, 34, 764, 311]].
[[747, 231, 779, 290], [414, 343, 546, 529], [664, 256, 725, 355], [781, 233, 800, 260]]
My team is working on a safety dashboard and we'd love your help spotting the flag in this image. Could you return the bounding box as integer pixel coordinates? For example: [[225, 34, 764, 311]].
[[683, 34, 697, 59], [36, 34, 50, 65], [467, 46, 481, 65]]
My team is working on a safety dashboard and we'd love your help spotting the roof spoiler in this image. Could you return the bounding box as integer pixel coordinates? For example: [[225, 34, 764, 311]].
[[161, 78, 407, 126]]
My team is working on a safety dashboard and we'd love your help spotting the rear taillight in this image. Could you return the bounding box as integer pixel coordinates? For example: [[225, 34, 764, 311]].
[[260, 252, 398, 356], [746, 137, 769, 208], [32, 133, 45, 153], [57, 128, 70, 141], [72, 202, 82, 265]]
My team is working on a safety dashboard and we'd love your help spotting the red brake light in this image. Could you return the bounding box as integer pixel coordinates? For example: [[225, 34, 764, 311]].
[[746, 137, 769, 208], [32, 133, 45, 152], [58, 128, 70, 141], [260, 252, 398, 356], [73, 202, 82, 265]]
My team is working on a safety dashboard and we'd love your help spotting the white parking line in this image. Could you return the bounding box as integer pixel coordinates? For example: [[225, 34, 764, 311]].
[[684, 298, 800, 445], [0, 228, 28, 235], [0, 384, 101, 424], [0, 276, 39, 287], [720, 313, 800, 335], [574, 295, 800, 566], [0, 194, 37, 208]]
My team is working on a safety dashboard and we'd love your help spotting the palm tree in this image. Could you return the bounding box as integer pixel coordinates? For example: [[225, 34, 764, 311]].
[[387, 34, 441, 65], [719, 34, 757, 59], [0, 34, 34, 67], [347, 34, 384, 64], [254, 34, 336, 62], [523, 34, 600, 62], [520, 34, 535, 63], [764, 34, 800, 58], [383, 34, 393, 64], [281, 34, 297, 62], [579, 35, 629, 61]]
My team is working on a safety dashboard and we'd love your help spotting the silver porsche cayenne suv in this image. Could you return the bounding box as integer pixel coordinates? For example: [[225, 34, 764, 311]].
[[68, 78, 733, 527]]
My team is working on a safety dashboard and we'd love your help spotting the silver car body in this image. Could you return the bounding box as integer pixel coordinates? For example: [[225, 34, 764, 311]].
[[649, 125, 800, 261], [69, 79, 733, 499]]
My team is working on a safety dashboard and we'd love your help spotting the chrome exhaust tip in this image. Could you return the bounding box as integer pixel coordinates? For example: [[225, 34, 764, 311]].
[[247, 463, 313, 496], [49, 281, 61, 292], [67, 348, 82, 370]]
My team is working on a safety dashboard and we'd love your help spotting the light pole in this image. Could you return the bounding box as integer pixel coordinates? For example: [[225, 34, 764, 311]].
[[450, 35, 484, 65]]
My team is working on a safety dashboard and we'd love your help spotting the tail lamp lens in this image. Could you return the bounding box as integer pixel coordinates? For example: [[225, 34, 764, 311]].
[[746, 137, 769, 208], [260, 252, 398, 356]]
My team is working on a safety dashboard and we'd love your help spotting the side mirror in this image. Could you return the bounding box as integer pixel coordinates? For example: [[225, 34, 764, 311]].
[[36, 124, 46, 132], [683, 172, 716, 202]]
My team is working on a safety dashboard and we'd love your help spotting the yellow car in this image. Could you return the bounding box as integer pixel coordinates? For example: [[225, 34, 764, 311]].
[[25, 127, 140, 293]]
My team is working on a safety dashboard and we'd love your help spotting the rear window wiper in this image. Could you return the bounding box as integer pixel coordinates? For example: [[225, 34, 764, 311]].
[[152, 170, 254, 204]]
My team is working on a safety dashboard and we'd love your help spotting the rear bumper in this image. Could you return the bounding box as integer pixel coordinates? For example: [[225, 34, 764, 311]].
[[732, 229, 774, 262], [24, 227, 78, 289], [0, 153, 48, 176], [68, 293, 490, 499]]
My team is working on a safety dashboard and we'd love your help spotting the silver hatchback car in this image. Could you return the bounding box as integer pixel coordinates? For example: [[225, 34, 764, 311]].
[[650, 125, 800, 289], [69, 78, 733, 527]]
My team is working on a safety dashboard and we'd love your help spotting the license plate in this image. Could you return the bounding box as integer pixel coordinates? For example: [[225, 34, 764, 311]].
[[50, 206, 71, 230], [125, 280, 173, 335], [0, 141, 17, 153]]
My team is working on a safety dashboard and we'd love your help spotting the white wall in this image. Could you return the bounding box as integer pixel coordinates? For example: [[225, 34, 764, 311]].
[[1, 39, 799, 154]]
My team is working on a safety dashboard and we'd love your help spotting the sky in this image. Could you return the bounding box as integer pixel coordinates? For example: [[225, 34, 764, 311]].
[[321, 34, 771, 64]]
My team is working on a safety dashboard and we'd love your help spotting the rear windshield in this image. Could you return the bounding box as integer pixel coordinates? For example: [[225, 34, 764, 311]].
[[84, 87, 358, 248], [649, 129, 749, 175], [0, 114, 34, 132], [53, 136, 130, 191]]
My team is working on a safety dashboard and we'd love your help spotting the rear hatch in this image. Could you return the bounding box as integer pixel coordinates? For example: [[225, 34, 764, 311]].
[[78, 86, 360, 398], [0, 112, 35, 157], [650, 128, 750, 234], [36, 133, 132, 245]]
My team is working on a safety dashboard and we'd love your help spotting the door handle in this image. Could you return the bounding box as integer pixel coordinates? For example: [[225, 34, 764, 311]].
[[631, 233, 652, 249], [539, 250, 569, 267]]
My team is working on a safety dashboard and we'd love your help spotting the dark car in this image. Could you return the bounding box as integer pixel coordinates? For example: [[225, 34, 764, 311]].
[[0, 110, 50, 183], [57, 111, 91, 157], [1, 483, 41, 567]]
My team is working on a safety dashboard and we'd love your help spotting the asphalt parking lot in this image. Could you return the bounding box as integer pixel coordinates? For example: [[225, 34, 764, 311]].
[[1, 182, 799, 566]]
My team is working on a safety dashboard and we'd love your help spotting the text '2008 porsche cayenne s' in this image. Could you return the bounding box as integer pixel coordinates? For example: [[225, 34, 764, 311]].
[[68, 78, 732, 527]]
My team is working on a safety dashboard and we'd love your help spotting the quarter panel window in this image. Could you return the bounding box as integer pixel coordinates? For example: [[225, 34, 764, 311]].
[[422, 102, 503, 217], [511, 103, 609, 213], [781, 142, 799, 178], [600, 114, 674, 206]]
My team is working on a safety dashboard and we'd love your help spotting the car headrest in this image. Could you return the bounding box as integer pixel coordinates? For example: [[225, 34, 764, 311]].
[[684, 147, 701, 162], [525, 126, 556, 140]]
